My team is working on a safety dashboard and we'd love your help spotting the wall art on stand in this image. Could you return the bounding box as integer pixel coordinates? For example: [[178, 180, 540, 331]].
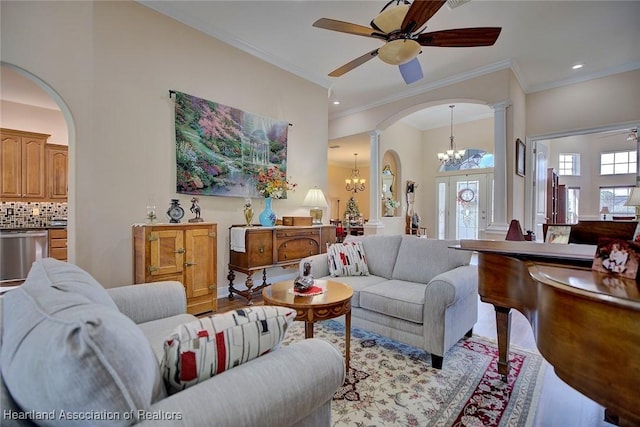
[[172, 90, 289, 199]]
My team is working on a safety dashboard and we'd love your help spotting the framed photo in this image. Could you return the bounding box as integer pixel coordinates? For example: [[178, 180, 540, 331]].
[[546, 225, 571, 244], [516, 138, 526, 177], [592, 238, 640, 280]]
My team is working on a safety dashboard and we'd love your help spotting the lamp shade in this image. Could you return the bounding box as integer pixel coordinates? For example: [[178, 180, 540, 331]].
[[303, 188, 328, 208], [600, 207, 610, 214], [625, 187, 640, 206], [303, 187, 328, 225]]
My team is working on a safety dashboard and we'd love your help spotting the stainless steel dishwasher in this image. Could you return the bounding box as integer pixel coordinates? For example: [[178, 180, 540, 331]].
[[0, 229, 49, 283]]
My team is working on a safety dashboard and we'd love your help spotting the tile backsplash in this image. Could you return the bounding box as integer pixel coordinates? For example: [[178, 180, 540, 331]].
[[1, 201, 68, 228]]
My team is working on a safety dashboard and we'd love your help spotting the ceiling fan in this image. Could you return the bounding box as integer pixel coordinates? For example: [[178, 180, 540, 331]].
[[597, 128, 638, 142], [313, 0, 501, 84]]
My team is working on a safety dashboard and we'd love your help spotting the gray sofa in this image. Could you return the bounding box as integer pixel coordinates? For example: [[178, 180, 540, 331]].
[[1, 258, 345, 427], [301, 235, 478, 368]]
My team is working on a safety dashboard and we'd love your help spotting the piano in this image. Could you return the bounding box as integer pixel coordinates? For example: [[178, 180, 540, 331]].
[[459, 240, 640, 426]]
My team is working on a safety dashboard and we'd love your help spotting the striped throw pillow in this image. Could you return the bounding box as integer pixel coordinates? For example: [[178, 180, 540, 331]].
[[327, 241, 369, 276], [162, 306, 296, 394]]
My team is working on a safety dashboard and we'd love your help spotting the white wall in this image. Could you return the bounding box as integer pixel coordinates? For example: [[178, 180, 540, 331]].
[[1, 1, 328, 291]]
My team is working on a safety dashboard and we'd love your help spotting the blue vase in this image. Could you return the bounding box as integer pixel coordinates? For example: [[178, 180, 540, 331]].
[[259, 197, 277, 226]]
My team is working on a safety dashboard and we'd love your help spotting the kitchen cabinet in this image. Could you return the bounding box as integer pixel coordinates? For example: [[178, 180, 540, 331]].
[[228, 225, 336, 303], [46, 144, 68, 200], [133, 223, 217, 315], [48, 228, 68, 261], [1, 128, 48, 200]]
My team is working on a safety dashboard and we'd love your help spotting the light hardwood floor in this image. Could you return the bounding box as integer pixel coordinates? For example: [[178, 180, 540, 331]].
[[216, 293, 615, 427]]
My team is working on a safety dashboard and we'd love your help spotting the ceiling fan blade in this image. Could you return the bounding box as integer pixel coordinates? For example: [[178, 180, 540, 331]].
[[313, 18, 385, 40], [417, 28, 502, 47], [399, 58, 424, 84], [401, 0, 446, 34], [328, 49, 379, 77]]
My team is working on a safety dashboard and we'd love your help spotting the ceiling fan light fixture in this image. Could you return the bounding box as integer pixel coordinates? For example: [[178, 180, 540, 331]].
[[378, 39, 421, 65], [372, 3, 410, 33]]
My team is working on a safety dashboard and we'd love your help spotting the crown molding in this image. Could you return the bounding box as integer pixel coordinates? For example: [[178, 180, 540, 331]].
[[526, 61, 640, 94], [330, 59, 513, 120]]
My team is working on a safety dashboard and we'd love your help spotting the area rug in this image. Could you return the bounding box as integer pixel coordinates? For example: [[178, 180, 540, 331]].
[[282, 320, 546, 427]]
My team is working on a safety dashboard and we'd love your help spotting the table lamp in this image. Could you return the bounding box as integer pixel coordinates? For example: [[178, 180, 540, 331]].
[[624, 187, 640, 218], [303, 187, 328, 225], [600, 206, 610, 220]]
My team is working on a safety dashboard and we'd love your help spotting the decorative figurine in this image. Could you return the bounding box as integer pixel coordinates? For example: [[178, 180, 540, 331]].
[[188, 197, 203, 223], [294, 261, 314, 292], [243, 198, 254, 227]]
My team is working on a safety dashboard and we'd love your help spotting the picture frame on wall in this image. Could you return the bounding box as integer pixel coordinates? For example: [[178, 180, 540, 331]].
[[516, 138, 526, 177]]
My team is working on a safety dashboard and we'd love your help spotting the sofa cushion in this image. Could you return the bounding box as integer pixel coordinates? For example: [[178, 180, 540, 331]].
[[1, 260, 163, 427], [162, 306, 296, 395], [25, 257, 119, 310], [359, 279, 427, 323], [352, 235, 402, 279], [392, 237, 470, 283], [327, 241, 369, 276], [319, 274, 388, 308]]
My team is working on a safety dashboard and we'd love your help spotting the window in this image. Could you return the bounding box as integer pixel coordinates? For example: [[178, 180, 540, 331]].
[[559, 153, 580, 176], [566, 187, 580, 224], [600, 150, 637, 175], [599, 187, 635, 215]]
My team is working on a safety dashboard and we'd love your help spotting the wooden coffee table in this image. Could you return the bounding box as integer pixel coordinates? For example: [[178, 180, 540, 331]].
[[262, 279, 353, 371]]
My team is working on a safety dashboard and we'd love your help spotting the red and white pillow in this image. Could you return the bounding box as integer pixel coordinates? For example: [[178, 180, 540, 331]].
[[327, 241, 369, 277], [161, 306, 296, 394]]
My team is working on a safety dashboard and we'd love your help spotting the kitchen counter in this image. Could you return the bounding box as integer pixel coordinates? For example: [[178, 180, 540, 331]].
[[1, 226, 66, 231]]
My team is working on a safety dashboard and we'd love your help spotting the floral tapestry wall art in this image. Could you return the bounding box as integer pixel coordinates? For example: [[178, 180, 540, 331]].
[[173, 91, 289, 198]]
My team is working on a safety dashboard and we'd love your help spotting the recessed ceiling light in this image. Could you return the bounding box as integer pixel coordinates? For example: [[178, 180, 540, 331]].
[[332, 100, 340, 105], [572, 64, 583, 70]]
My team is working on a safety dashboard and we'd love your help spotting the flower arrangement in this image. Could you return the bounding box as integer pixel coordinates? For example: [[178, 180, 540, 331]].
[[255, 165, 297, 199], [384, 198, 400, 210]]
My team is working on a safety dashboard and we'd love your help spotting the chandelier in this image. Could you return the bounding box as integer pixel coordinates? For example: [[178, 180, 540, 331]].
[[345, 153, 366, 193], [437, 105, 466, 166]]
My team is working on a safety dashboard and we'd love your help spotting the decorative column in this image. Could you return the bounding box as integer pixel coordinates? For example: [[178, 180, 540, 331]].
[[365, 130, 383, 231], [486, 101, 510, 236]]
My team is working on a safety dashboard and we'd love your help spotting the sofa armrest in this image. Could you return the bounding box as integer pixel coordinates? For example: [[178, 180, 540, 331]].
[[136, 338, 345, 427], [107, 281, 187, 324], [299, 253, 330, 278], [424, 265, 478, 309]]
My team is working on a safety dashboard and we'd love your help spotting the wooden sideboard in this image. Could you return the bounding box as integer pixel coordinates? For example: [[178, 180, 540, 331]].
[[228, 225, 336, 304]]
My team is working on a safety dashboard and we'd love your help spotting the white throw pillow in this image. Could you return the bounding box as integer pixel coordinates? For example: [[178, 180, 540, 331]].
[[327, 241, 369, 277], [161, 306, 296, 394]]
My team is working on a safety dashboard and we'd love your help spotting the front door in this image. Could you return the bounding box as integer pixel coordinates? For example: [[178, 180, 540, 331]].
[[436, 173, 493, 239]]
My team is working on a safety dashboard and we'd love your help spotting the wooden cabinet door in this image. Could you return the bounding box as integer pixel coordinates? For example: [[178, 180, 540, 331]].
[[46, 144, 68, 199], [22, 136, 46, 199], [184, 226, 216, 299], [1, 131, 22, 198], [149, 229, 184, 276]]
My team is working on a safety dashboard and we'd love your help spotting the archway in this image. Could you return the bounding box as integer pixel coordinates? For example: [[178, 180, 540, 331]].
[[1, 62, 76, 260]]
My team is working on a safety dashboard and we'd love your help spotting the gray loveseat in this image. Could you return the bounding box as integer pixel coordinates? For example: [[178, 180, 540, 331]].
[[301, 235, 478, 368], [1, 258, 345, 427]]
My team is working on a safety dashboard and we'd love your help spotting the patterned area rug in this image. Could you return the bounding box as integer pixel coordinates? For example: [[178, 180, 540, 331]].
[[282, 320, 546, 427]]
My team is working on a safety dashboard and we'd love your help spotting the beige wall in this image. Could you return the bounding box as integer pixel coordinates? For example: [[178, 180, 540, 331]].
[[1, 1, 328, 290], [0, 100, 68, 145], [527, 69, 640, 137], [329, 69, 639, 232], [327, 163, 370, 222]]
